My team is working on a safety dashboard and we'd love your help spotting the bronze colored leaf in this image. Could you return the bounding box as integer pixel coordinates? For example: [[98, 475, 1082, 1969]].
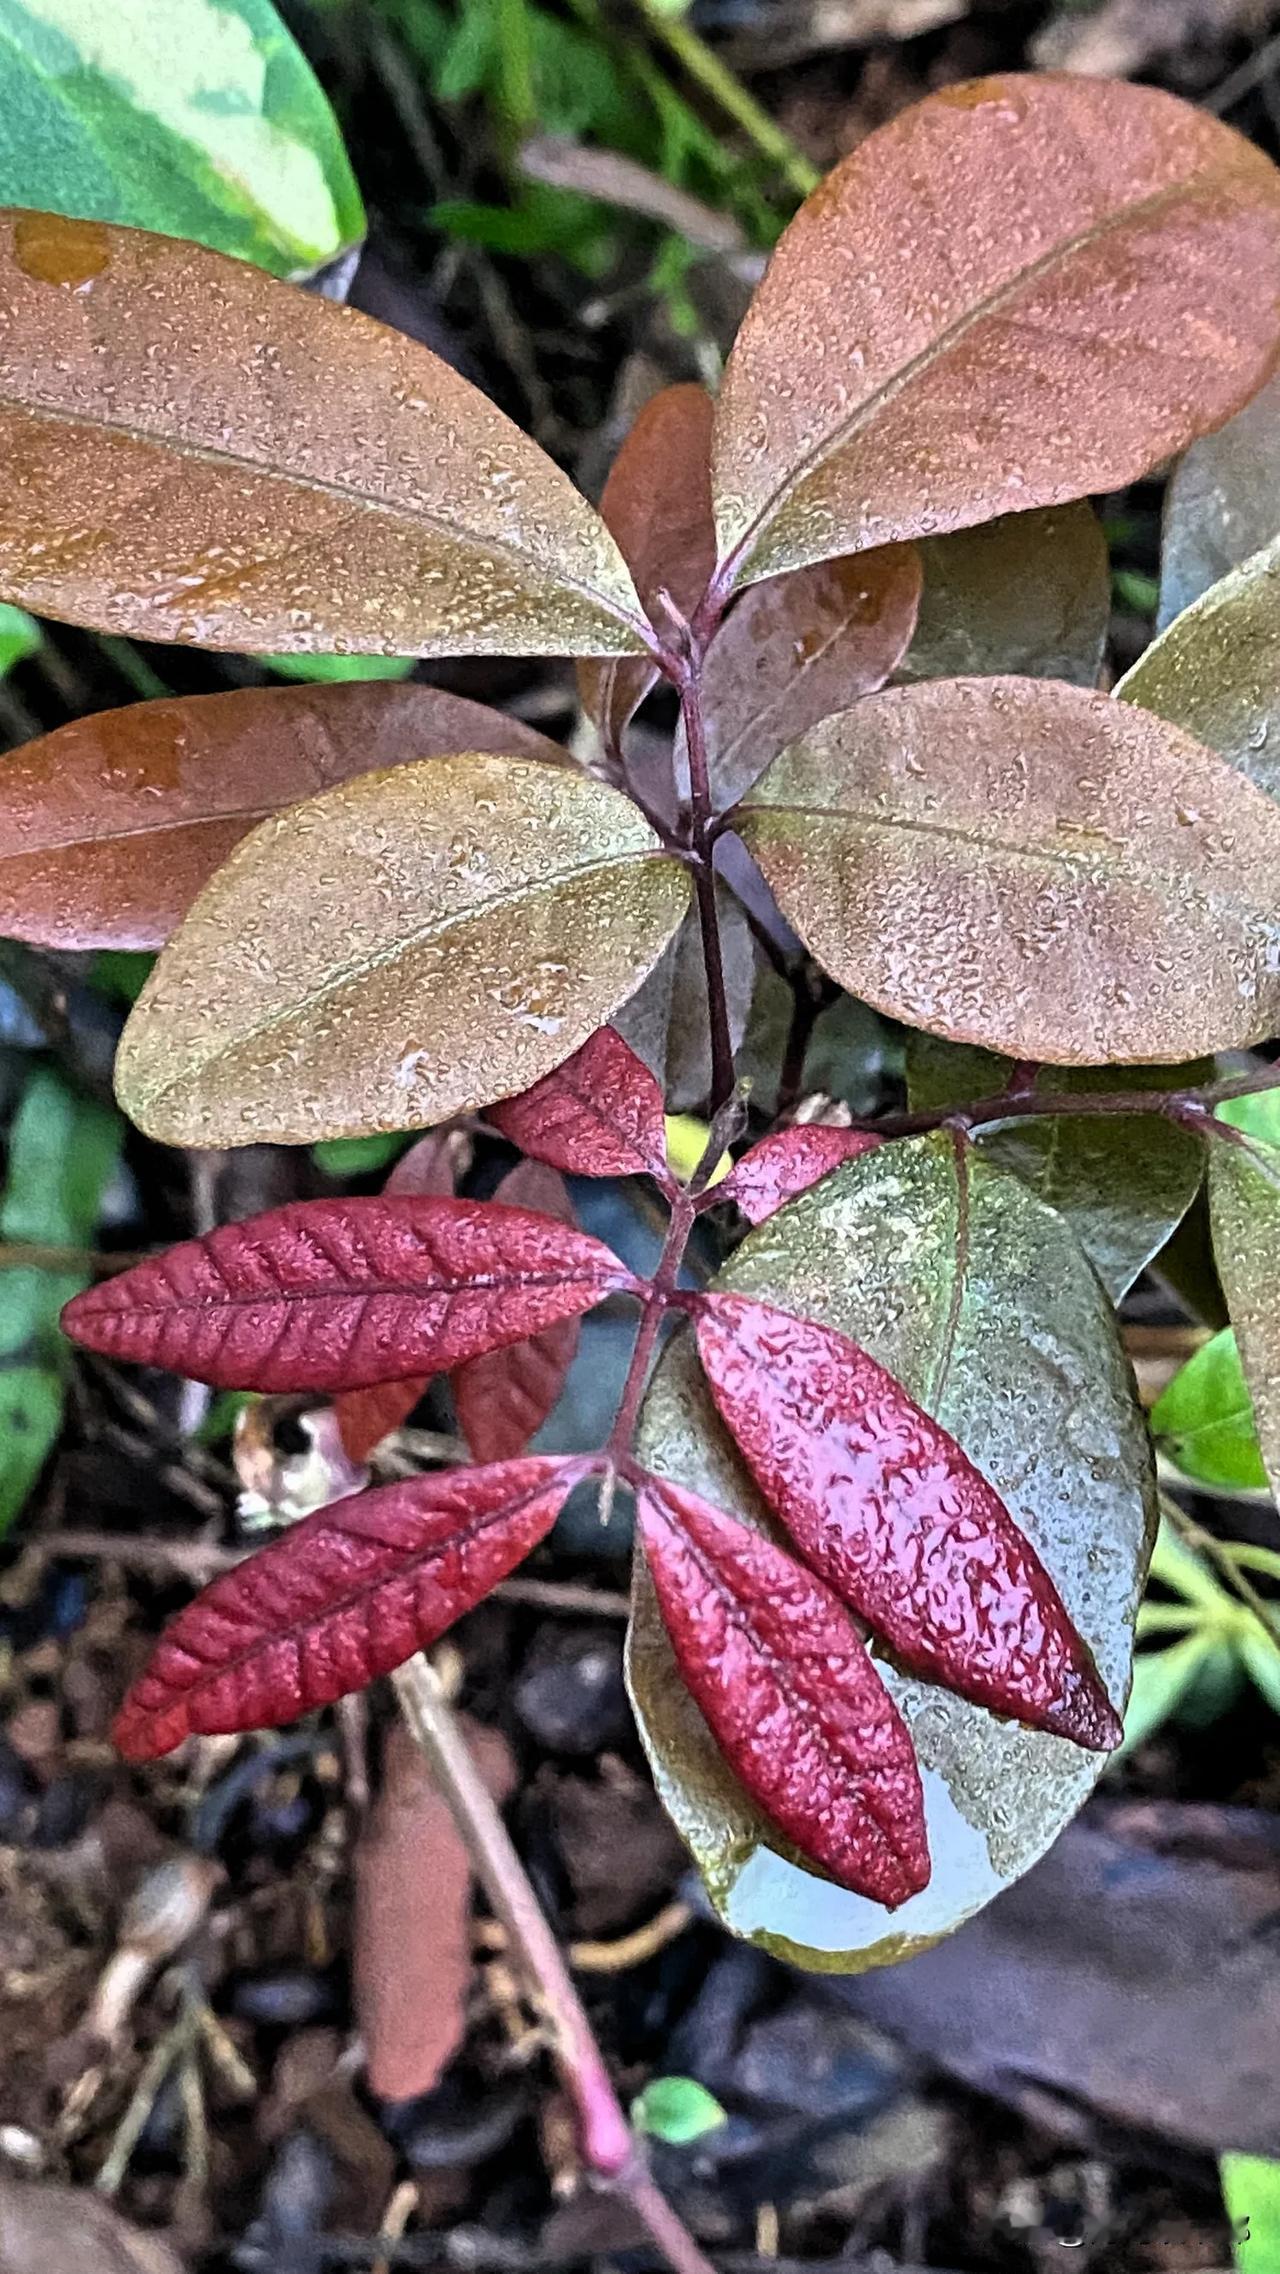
[[0, 211, 644, 658], [629, 1132, 1155, 1969], [711, 77, 1280, 589], [578, 383, 717, 743], [736, 677, 1280, 1065], [900, 505, 1110, 688], [0, 681, 567, 950], [1209, 1092, 1280, 1504], [1159, 367, 1280, 629], [1117, 537, 1280, 803], [692, 546, 922, 811], [114, 753, 690, 1147]]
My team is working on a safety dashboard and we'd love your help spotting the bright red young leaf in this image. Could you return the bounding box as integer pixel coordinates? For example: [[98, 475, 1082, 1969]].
[[490, 1026, 671, 1183], [695, 1294, 1120, 1750], [720, 1127, 882, 1225], [453, 1160, 581, 1463], [637, 1475, 929, 1905], [114, 1458, 581, 1759], [63, 1198, 635, 1393], [333, 1133, 465, 1461]]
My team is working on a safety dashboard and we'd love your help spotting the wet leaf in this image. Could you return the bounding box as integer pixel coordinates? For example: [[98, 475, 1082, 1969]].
[[114, 1456, 582, 1757], [0, 211, 644, 658], [1117, 537, 1280, 802], [113, 755, 690, 1147], [900, 505, 1110, 687], [696, 1291, 1119, 1748], [719, 1125, 881, 1226], [0, 682, 568, 951], [332, 1132, 466, 1462], [636, 1475, 929, 1904], [490, 1023, 670, 1181], [905, 1036, 1206, 1300], [614, 885, 757, 1113], [0, 1064, 121, 1532], [453, 1161, 582, 1462], [1209, 1093, 1280, 1503], [0, 0, 364, 276], [62, 1194, 635, 1392], [1151, 1327, 1268, 1492], [579, 383, 716, 745], [1159, 367, 1280, 629], [690, 546, 922, 811], [736, 677, 1280, 1064], [629, 1132, 1155, 1969], [711, 76, 1280, 590]]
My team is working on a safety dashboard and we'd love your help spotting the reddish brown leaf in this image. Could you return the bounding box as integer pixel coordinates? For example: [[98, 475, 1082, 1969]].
[[0, 683, 567, 951], [62, 1197, 635, 1392], [711, 76, 1280, 589], [334, 1135, 467, 1460], [636, 1475, 929, 1905], [579, 385, 717, 744], [490, 1025, 671, 1183], [695, 1292, 1121, 1750], [0, 212, 644, 657], [720, 1126, 882, 1225], [453, 1161, 581, 1462], [695, 547, 922, 810], [113, 1458, 580, 1758]]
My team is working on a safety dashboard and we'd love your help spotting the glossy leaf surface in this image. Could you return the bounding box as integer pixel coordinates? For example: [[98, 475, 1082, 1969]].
[[114, 1457, 579, 1758], [1210, 1092, 1280, 1504], [1159, 368, 1280, 628], [0, 212, 643, 657], [453, 1161, 581, 1463], [579, 383, 716, 742], [332, 1133, 463, 1463], [1118, 537, 1280, 803], [114, 755, 690, 1147], [629, 1133, 1155, 1969], [736, 677, 1280, 1064], [711, 75, 1280, 588], [720, 1125, 881, 1226], [62, 1195, 634, 1392], [900, 505, 1110, 687], [1151, 1327, 1268, 1492], [490, 1024, 671, 1182], [0, 682, 567, 950], [905, 1037, 1206, 1301], [692, 546, 922, 810], [0, 0, 364, 276], [638, 1477, 929, 1905], [697, 1291, 1118, 1748]]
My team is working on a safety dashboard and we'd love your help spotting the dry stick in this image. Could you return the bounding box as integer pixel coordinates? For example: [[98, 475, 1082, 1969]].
[[392, 1655, 720, 2274]]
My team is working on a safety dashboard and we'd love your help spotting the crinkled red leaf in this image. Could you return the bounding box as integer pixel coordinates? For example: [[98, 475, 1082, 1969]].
[[696, 1293, 1120, 1750], [453, 1161, 581, 1463], [333, 1135, 465, 1461], [63, 1197, 635, 1393], [114, 1457, 580, 1760], [490, 1026, 670, 1182], [720, 1127, 882, 1225], [637, 1475, 929, 1905]]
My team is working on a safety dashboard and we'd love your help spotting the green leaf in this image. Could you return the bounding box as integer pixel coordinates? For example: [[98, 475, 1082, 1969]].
[[1222, 2149, 1280, 2270], [1152, 1327, 1269, 1492], [0, 0, 364, 276], [1209, 1094, 1280, 1503], [0, 601, 39, 675], [261, 653, 416, 685], [115, 755, 691, 1148], [312, 1132, 407, 1178], [1117, 538, 1280, 803], [629, 1132, 1155, 1971], [1119, 1633, 1217, 1755], [1160, 367, 1280, 630], [906, 1037, 1206, 1301], [0, 1063, 121, 1532], [900, 505, 1110, 689], [631, 2077, 727, 2145]]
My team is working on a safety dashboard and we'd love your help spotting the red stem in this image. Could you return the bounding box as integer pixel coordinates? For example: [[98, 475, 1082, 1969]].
[[677, 655, 735, 1114]]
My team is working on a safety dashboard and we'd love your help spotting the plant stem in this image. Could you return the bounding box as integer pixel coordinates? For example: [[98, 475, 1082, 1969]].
[[393, 1656, 719, 2274], [678, 664, 735, 1112], [607, 1185, 696, 1461], [630, 0, 819, 199], [863, 1065, 1280, 1143]]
